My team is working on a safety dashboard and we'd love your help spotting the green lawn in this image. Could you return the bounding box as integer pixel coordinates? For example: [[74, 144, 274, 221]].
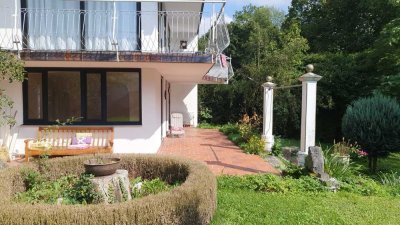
[[212, 189, 400, 225]]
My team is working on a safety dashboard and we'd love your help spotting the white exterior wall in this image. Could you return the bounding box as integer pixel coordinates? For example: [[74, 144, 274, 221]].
[[0, 68, 164, 155], [170, 83, 198, 127]]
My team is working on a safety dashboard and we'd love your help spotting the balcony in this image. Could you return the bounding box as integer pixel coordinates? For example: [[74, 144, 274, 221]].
[[0, 4, 233, 83]]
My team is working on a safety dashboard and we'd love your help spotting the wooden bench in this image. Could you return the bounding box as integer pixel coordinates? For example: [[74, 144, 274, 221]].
[[25, 127, 114, 162]]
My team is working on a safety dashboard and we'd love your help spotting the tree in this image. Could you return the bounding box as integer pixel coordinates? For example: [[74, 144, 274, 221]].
[[199, 5, 308, 137], [285, 0, 400, 53], [0, 51, 25, 130], [342, 94, 400, 172], [373, 18, 400, 99]]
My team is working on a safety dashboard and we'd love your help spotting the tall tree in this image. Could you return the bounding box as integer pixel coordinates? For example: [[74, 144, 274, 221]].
[[199, 5, 308, 137], [285, 0, 400, 53]]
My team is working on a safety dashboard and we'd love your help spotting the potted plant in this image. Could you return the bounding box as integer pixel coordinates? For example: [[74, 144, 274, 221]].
[[332, 138, 359, 164]]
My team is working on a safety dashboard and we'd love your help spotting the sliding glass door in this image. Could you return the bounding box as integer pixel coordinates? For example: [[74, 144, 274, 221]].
[[26, 0, 81, 50], [24, 0, 139, 51]]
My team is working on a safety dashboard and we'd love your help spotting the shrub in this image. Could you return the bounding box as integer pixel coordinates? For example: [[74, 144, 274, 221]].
[[342, 94, 400, 172], [271, 137, 282, 156], [243, 135, 265, 155], [0, 154, 216, 225], [15, 172, 100, 205], [339, 175, 388, 196], [218, 174, 326, 193], [219, 123, 239, 135]]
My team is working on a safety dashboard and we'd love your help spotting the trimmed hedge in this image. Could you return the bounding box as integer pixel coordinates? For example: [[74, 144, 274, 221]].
[[0, 154, 217, 225]]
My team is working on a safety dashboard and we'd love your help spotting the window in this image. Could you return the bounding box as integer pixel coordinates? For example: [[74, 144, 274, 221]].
[[23, 69, 141, 125]]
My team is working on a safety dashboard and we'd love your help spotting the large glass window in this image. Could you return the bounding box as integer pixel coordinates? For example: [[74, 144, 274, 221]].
[[107, 72, 140, 122], [48, 71, 81, 121], [86, 73, 102, 121], [27, 73, 43, 120], [23, 69, 141, 125]]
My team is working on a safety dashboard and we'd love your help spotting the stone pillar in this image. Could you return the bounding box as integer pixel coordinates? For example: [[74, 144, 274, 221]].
[[299, 65, 322, 154], [262, 77, 276, 152]]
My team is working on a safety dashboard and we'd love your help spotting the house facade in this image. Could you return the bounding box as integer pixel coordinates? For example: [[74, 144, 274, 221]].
[[0, 0, 232, 155]]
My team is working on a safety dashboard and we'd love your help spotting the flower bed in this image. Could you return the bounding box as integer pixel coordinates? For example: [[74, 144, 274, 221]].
[[0, 154, 217, 225]]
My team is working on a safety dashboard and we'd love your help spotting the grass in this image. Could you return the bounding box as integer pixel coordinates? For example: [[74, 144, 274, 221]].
[[212, 189, 400, 225]]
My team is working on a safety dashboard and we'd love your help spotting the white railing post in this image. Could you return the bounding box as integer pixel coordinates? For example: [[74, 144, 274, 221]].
[[262, 76, 276, 152], [299, 64, 322, 155]]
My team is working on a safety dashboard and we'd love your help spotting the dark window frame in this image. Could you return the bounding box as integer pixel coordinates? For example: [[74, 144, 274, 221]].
[[23, 68, 142, 126]]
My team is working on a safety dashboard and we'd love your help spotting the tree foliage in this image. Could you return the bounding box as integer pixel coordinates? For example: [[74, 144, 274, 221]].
[[285, 0, 400, 53], [0, 51, 25, 127], [199, 5, 308, 137]]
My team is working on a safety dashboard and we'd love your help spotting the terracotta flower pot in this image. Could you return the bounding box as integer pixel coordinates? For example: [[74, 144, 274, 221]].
[[84, 157, 121, 177]]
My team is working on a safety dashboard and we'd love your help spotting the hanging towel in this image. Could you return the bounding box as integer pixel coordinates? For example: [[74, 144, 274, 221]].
[[220, 54, 228, 68]]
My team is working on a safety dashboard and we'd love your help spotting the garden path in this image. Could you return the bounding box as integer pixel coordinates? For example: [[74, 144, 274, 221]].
[[158, 128, 280, 175]]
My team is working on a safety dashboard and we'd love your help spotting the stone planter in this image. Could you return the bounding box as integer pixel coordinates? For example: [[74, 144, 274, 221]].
[[84, 157, 121, 177]]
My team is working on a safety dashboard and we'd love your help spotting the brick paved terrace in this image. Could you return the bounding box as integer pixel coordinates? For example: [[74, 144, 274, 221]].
[[158, 128, 280, 175]]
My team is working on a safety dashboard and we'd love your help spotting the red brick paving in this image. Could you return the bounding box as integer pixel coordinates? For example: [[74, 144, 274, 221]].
[[158, 128, 280, 176]]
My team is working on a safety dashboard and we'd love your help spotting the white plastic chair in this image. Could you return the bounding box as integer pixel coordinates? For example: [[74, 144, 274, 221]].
[[170, 113, 185, 137]]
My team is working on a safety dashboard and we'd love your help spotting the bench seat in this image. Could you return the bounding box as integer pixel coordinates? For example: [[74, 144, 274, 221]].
[[25, 126, 114, 161]]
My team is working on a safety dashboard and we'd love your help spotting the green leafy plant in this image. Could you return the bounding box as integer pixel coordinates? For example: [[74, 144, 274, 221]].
[[323, 148, 360, 179], [243, 135, 265, 155], [282, 163, 308, 178], [378, 171, 400, 186], [16, 170, 100, 205], [218, 174, 326, 193], [342, 94, 400, 172], [271, 137, 282, 156], [131, 177, 176, 198]]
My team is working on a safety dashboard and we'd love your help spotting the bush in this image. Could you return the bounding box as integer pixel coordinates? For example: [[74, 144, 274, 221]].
[[271, 137, 282, 156], [243, 135, 265, 155], [16, 172, 100, 205], [0, 154, 216, 225], [218, 174, 326, 193], [219, 123, 239, 135], [342, 94, 400, 172]]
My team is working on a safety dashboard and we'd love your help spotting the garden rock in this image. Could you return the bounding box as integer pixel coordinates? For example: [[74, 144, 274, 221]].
[[90, 169, 132, 204], [282, 146, 300, 165], [266, 156, 284, 170], [305, 146, 324, 175]]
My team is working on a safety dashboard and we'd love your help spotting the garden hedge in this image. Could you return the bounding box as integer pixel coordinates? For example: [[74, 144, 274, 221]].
[[0, 154, 217, 225]]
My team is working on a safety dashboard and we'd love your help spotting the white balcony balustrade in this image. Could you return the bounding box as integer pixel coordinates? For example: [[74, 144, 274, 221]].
[[0, 7, 229, 55]]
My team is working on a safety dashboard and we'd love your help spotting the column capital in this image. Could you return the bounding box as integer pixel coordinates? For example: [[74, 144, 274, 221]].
[[299, 64, 322, 82], [262, 81, 276, 88]]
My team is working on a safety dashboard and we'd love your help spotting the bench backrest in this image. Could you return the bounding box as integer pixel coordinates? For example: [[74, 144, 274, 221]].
[[37, 126, 114, 148]]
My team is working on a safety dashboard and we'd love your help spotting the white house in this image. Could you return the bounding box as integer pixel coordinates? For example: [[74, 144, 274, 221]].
[[0, 0, 232, 156]]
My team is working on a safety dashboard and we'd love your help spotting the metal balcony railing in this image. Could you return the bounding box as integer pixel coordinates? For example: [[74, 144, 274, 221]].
[[0, 7, 229, 55]]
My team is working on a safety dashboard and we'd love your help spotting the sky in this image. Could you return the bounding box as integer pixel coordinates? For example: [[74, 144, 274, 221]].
[[224, 0, 292, 21]]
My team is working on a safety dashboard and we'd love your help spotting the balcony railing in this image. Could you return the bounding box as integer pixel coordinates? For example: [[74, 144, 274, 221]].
[[0, 7, 229, 55]]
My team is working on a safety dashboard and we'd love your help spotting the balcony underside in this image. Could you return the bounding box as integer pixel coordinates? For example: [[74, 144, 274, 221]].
[[22, 56, 218, 83], [17, 50, 212, 64]]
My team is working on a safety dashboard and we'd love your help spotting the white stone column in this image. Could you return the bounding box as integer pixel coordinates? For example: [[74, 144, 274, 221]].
[[262, 77, 276, 152], [299, 65, 322, 154]]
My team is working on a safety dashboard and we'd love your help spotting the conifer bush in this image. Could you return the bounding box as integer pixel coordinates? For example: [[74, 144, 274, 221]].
[[342, 94, 400, 172], [0, 154, 217, 225]]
